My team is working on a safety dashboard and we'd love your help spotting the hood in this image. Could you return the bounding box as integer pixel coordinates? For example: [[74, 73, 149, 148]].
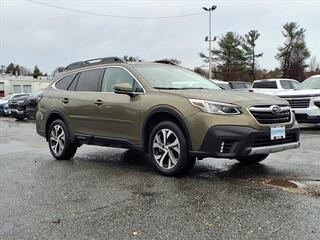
[[8, 96, 28, 103], [159, 89, 287, 106], [0, 99, 8, 105], [276, 89, 320, 97]]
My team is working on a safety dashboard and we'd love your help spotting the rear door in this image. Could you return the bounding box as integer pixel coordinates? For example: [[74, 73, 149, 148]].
[[63, 68, 105, 136]]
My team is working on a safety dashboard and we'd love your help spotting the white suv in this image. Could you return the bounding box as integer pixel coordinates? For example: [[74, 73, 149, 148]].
[[276, 75, 320, 124], [249, 79, 302, 94]]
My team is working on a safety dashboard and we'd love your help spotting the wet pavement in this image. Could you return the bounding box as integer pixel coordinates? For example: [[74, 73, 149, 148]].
[[0, 117, 320, 239]]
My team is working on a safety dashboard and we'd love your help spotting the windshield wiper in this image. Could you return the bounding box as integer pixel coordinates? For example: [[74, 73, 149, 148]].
[[154, 87, 209, 90], [154, 87, 182, 90]]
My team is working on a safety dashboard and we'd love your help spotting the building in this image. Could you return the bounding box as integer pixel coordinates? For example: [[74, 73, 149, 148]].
[[0, 74, 51, 97]]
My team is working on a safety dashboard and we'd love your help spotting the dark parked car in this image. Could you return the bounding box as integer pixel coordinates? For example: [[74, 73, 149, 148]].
[[8, 91, 43, 120]]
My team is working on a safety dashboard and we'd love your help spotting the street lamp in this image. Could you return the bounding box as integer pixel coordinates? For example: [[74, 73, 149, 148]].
[[203, 5, 217, 80]]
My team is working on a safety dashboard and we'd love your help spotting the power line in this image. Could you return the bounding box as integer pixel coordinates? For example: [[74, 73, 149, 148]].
[[26, 0, 205, 19]]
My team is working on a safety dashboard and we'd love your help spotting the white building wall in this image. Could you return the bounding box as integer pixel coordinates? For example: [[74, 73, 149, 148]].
[[0, 75, 51, 97]]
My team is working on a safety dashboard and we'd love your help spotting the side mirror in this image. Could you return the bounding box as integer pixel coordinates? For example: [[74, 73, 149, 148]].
[[113, 83, 136, 97]]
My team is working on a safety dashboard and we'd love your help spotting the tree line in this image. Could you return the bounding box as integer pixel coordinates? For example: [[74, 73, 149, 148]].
[[1, 63, 46, 79], [197, 22, 319, 82]]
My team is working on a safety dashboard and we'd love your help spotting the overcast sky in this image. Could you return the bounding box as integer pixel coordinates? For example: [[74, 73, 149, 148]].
[[0, 0, 319, 74]]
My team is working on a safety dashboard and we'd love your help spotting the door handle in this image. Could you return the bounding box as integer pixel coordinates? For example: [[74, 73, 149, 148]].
[[62, 98, 69, 104], [94, 99, 103, 106]]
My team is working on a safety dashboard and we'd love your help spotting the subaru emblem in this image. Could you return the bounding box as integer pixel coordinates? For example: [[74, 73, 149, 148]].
[[271, 105, 282, 114]]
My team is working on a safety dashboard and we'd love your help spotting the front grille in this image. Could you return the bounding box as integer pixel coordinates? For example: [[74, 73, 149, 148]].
[[9, 103, 18, 110], [249, 105, 291, 124], [253, 132, 298, 147], [285, 98, 310, 108], [278, 95, 311, 109]]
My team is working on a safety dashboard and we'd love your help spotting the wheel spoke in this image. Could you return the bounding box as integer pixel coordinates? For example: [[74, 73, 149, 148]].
[[153, 142, 165, 151], [161, 129, 167, 145], [168, 149, 178, 165], [159, 151, 167, 167]]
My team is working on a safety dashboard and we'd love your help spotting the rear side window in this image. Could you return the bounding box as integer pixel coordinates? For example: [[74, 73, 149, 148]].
[[280, 80, 302, 90], [55, 73, 77, 90], [76, 69, 104, 92], [253, 81, 277, 89]]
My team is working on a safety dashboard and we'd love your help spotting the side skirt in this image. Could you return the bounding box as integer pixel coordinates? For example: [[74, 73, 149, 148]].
[[74, 134, 143, 151]]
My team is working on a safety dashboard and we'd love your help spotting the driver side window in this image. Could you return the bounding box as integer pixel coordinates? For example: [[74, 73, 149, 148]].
[[101, 67, 143, 93]]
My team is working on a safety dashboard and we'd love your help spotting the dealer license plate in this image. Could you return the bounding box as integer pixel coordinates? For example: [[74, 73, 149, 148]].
[[270, 126, 286, 140]]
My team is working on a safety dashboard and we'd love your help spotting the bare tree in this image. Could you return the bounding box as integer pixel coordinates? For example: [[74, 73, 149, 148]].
[[309, 56, 319, 72]]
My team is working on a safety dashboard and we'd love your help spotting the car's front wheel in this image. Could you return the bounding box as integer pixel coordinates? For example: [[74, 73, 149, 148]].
[[236, 154, 269, 165], [148, 121, 195, 176], [48, 119, 77, 160]]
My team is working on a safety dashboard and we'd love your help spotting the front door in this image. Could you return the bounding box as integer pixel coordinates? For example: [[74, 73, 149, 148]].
[[93, 67, 144, 143]]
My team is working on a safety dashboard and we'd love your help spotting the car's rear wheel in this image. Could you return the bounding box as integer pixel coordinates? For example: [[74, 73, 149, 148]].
[[48, 119, 77, 160], [148, 121, 195, 176], [236, 154, 269, 165]]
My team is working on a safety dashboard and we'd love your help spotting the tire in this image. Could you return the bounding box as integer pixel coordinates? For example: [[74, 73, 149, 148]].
[[148, 121, 195, 176], [27, 114, 36, 120], [15, 115, 25, 121], [236, 154, 269, 165], [48, 119, 77, 160]]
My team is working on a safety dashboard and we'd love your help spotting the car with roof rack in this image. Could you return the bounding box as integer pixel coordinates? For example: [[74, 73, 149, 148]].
[[36, 57, 300, 176]]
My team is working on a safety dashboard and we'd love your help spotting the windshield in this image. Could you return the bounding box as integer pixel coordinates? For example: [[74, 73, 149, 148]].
[[31, 90, 43, 97], [2, 94, 14, 100], [133, 64, 221, 90], [302, 77, 320, 89], [280, 80, 302, 90], [231, 82, 250, 89]]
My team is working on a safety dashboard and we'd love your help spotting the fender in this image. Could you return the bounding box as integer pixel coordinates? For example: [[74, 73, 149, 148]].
[[45, 108, 70, 140], [142, 105, 192, 152]]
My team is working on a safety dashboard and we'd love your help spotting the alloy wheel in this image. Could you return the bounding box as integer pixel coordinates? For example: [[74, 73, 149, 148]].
[[152, 128, 180, 169], [50, 125, 65, 155]]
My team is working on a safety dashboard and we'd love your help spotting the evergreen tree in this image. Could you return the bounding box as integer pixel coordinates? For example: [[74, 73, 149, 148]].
[[276, 22, 310, 81], [242, 30, 263, 80], [5, 63, 15, 74], [33, 65, 41, 79]]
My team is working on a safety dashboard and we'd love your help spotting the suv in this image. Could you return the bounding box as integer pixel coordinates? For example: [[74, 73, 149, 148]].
[[276, 75, 320, 123], [8, 91, 43, 120], [250, 79, 302, 94], [36, 57, 300, 176], [0, 93, 30, 116]]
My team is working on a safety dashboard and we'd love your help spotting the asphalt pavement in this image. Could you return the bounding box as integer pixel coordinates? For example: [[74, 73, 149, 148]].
[[0, 117, 320, 240]]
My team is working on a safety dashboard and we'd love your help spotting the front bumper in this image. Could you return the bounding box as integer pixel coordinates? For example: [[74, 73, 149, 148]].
[[190, 124, 300, 159], [9, 109, 25, 116]]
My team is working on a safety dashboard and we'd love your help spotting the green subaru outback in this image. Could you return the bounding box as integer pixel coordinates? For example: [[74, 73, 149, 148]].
[[36, 57, 300, 176]]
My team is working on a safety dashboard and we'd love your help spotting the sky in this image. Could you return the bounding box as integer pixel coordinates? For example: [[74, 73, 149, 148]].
[[0, 0, 319, 74]]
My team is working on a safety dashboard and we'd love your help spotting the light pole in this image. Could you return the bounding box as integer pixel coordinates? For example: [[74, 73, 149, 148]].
[[203, 5, 217, 80]]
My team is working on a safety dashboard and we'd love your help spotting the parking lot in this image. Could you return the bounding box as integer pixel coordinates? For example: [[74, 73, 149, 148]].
[[0, 117, 320, 239]]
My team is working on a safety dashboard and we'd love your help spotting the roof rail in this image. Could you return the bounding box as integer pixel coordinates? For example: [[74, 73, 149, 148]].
[[154, 60, 177, 65], [64, 57, 124, 71]]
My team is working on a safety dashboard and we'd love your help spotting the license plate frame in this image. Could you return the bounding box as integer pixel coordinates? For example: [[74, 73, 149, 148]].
[[270, 126, 286, 140]]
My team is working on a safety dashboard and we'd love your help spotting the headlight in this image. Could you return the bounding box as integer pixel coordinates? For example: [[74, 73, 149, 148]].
[[189, 99, 241, 115]]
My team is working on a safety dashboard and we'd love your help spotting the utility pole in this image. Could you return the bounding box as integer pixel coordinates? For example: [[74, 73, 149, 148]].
[[203, 5, 217, 80]]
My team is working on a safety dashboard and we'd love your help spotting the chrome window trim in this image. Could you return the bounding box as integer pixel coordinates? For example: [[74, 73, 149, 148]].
[[52, 65, 146, 95]]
